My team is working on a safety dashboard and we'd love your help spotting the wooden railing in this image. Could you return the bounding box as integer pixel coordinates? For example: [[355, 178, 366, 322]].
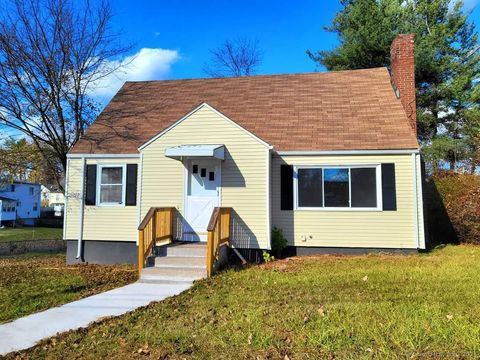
[[206, 207, 232, 277], [138, 207, 174, 275]]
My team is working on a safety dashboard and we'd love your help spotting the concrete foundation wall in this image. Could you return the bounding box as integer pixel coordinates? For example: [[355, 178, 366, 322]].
[[66, 240, 137, 265], [286, 246, 419, 256]]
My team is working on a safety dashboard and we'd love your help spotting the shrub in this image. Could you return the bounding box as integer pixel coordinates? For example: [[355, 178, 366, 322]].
[[271, 226, 288, 257], [262, 251, 275, 262], [426, 173, 480, 245]]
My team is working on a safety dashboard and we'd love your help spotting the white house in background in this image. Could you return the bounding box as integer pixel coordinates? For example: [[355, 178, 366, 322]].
[[41, 185, 65, 206], [0, 182, 41, 226]]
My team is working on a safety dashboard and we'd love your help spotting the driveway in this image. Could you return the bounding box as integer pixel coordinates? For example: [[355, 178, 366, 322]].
[[0, 280, 192, 355]]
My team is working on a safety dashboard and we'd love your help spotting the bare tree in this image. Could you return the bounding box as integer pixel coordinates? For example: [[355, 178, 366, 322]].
[[204, 37, 263, 77], [0, 0, 130, 191]]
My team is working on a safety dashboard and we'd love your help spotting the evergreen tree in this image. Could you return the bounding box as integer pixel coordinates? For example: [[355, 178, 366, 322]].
[[308, 0, 479, 171]]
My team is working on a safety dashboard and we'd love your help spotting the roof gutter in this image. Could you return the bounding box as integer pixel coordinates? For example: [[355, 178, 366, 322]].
[[276, 149, 419, 156], [67, 153, 140, 159]]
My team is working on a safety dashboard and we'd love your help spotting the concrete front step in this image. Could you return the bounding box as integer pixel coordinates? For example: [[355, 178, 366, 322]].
[[153, 256, 206, 269], [155, 242, 207, 258], [140, 267, 207, 283]]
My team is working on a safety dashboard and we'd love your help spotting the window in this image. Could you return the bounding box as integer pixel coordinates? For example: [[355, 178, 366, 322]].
[[298, 168, 323, 207], [295, 165, 380, 210], [351, 168, 377, 207], [33, 202, 38, 211], [324, 168, 349, 207], [29, 187, 34, 195], [98, 165, 125, 205]]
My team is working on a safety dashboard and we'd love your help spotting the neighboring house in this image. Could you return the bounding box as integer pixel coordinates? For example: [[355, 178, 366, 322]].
[[0, 196, 16, 224], [0, 182, 41, 226], [64, 34, 425, 265], [41, 185, 65, 206]]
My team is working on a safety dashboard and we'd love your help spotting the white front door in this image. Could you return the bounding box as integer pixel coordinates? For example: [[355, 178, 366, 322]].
[[184, 159, 220, 242]]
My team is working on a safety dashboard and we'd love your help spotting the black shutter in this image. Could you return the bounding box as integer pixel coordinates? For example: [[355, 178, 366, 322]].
[[85, 165, 97, 205], [126, 164, 138, 206], [381, 163, 397, 211], [280, 165, 294, 210]]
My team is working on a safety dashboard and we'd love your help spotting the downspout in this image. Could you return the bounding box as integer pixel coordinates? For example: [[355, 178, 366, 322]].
[[136, 152, 144, 245], [412, 153, 419, 249], [266, 146, 273, 250], [76, 156, 86, 259], [416, 153, 426, 249]]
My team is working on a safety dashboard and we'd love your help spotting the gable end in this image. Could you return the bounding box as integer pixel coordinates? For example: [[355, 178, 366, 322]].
[[138, 103, 272, 151]]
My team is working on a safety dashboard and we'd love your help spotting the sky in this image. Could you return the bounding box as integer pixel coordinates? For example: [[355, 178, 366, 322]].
[[0, 0, 479, 141], [90, 0, 480, 104], [91, 0, 343, 103]]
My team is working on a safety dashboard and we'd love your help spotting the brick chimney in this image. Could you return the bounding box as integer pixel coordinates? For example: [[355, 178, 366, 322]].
[[390, 34, 416, 136]]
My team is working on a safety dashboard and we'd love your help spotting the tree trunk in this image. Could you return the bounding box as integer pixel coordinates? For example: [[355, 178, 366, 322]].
[[450, 159, 456, 171]]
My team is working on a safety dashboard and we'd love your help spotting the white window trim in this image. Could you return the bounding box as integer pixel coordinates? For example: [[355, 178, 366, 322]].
[[96, 164, 127, 207], [293, 164, 383, 212]]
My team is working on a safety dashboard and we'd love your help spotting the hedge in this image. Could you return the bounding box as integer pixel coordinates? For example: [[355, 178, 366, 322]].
[[424, 173, 480, 246]]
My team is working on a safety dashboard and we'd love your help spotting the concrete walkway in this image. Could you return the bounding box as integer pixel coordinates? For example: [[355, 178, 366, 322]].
[[0, 280, 193, 355]]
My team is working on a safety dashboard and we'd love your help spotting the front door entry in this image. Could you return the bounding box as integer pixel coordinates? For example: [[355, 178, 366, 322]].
[[184, 159, 220, 241]]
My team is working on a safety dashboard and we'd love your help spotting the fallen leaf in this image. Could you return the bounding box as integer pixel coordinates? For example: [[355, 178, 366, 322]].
[[137, 345, 150, 355], [362, 275, 368, 281], [248, 334, 253, 345], [446, 314, 453, 321], [317, 306, 326, 317]]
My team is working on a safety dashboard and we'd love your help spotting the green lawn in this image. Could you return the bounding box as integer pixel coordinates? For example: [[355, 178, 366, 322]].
[[0, 253, 137, 323], [8, 245, 480, 359], [0, 227, 63, 242]]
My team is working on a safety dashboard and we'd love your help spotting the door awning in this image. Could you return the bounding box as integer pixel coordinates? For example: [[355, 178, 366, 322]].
[[165, 144, 225, 160]]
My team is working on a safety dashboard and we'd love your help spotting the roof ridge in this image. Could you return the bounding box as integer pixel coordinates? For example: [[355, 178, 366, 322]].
[[124, 67, 389, 85]]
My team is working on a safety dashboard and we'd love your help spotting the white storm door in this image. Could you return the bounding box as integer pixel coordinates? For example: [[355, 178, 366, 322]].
[[184, 159, 220, 242]]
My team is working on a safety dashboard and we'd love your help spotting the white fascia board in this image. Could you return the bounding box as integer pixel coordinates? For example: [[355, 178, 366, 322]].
[[138, 102, 272, 151], [276, 149, 419, 156], [67, 153, 140, 159]]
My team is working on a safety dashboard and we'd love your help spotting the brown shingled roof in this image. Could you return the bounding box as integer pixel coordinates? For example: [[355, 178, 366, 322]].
[[71, 67, 418, 154]]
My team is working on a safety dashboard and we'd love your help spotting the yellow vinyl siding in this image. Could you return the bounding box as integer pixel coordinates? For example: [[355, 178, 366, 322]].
[[141, 105, 270, 249], [65, 158, 139, 242], [271, 153, 424, 249]]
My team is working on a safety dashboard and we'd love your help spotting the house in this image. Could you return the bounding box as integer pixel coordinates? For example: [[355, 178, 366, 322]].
[[41, 185, 65, 206], [0, 182, 41, 226], [64, 34, 425, 268]]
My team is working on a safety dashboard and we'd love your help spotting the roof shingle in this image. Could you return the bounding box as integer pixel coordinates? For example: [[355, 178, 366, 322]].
[[71, 67, 418, 154]]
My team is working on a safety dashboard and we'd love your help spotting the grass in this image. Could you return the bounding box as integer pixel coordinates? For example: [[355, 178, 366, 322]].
[[0, 253, 137, 323], [0, 227, 63, 242], [9, 245, 480, 359]]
